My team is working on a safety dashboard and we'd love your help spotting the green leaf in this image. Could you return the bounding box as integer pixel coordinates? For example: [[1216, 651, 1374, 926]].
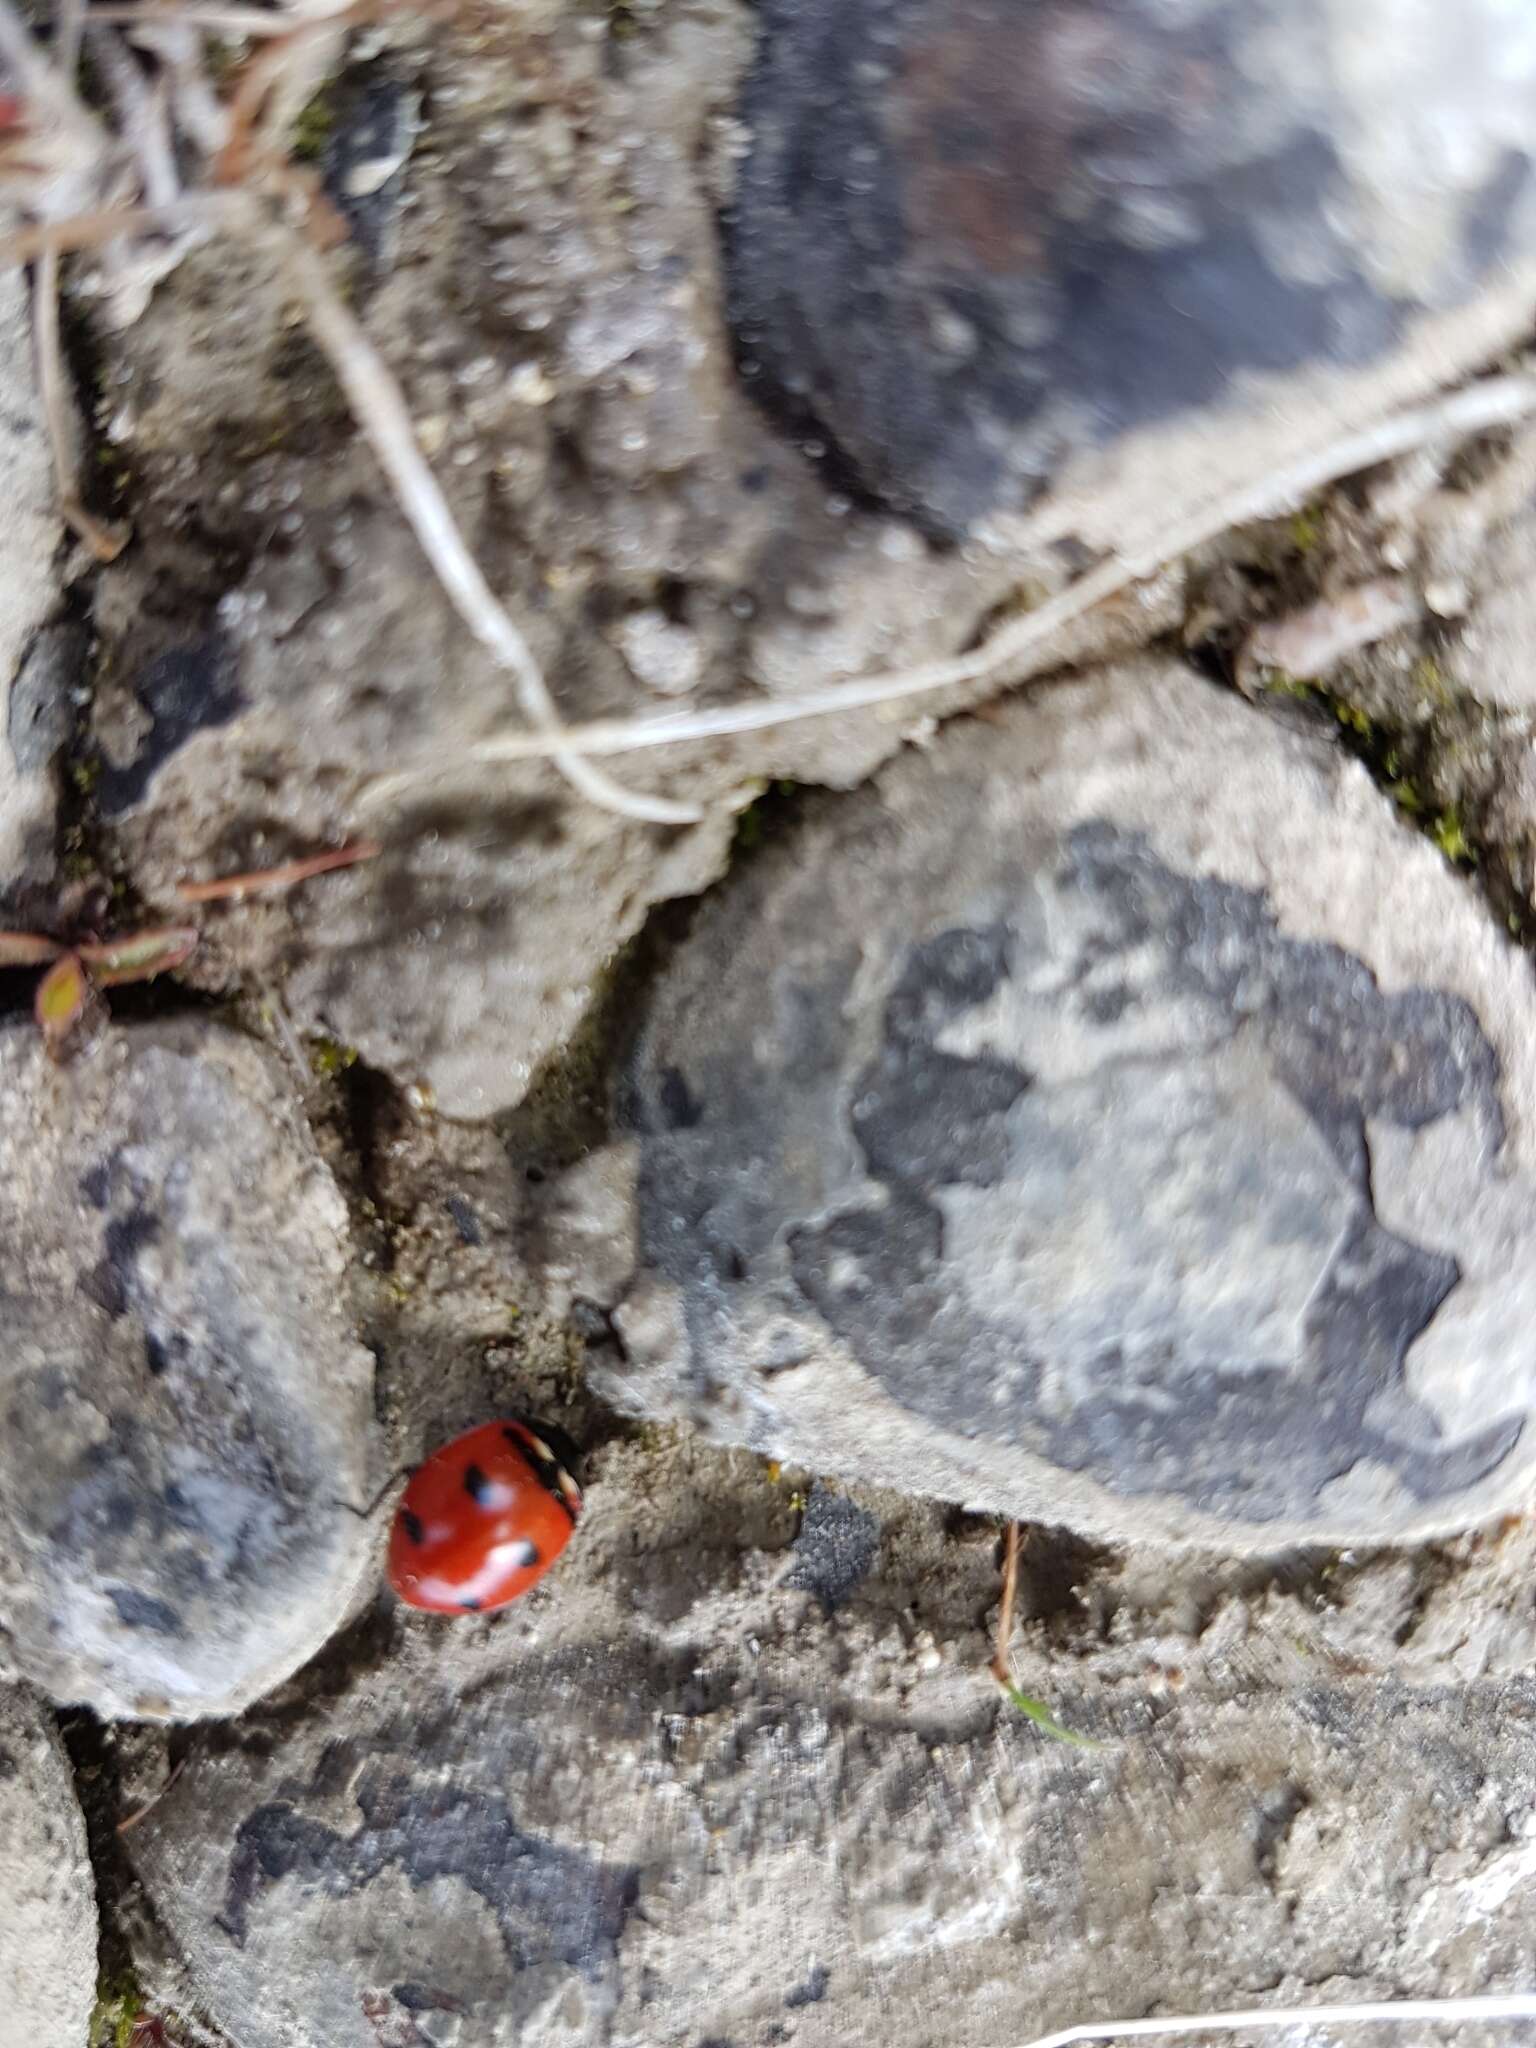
[[76, 927, 198, 986], [999, 1681, 1101, 1750]]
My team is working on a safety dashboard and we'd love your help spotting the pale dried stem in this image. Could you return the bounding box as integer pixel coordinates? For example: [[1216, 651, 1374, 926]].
[[364, 368, 1536, 793], [277, 228, 703, 826], [0, 192, 241, 264], [1016, 1990, 1536, 2048], [56, 0, 85, 78], [88, 22, 181, 205], [87, 2, 352, 33], [33, 240, 130, 558]]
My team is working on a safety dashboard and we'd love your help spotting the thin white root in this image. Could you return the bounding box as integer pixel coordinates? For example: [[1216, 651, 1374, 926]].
[[86, 2, 353, 33], [1016, 1989, 1536, 2048], [33, 242, 130, 560], [364, 368, 1536, 783], [89, 22, 181, 207], [280, 230, 704, 827]]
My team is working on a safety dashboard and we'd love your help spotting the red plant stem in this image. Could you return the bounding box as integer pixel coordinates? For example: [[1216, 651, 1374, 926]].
[[174, 840, 382, 903]]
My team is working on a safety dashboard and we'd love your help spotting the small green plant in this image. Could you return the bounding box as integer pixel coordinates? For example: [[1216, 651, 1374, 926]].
[[998, 1679, 1101, 1751], [1432, 810, 1473, 864], [0, 926, 197, 1054]]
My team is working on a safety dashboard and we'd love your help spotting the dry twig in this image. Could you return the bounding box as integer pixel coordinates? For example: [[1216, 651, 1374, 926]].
[[991, 1519, 1020, 1686], [175, 838, 382, 900]]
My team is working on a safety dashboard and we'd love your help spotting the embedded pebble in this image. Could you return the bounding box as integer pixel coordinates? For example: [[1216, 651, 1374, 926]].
[[0, 1021, 377, 1718], [594, 660, 1536, 1547]]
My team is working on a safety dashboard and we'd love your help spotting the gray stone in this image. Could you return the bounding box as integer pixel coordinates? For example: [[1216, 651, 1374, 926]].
[[730, 0, 1536, 541], [0, 1684, 96, 2048], [0, 1021, 378, 1718], [583, 661, 1536, 1547], [126, 1433, 1536, 2048], [0, 271, 57, 693]]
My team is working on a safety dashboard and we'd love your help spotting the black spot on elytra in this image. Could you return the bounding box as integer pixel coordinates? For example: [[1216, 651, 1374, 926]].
[[512, 1541, 540, 1569], [220, 1771, 637, 1988], [400, 1509, 425, 1546], [108, 1585, 186, 1636], [460, 1598, 482, 1612], [462, 1463, 492, 1505]]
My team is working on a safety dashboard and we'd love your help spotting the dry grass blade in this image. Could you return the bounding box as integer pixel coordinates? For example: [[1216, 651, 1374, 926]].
[[0, 931, 64, 965], [991, 1519, 1021, 1684], [174, 839, 381, 901], [115, 1755, 186, 1834], [0, 0, 98, 144], [77, 925, 198, 982], [354, 368, 1536, 788], [86, 2, 350, 34], [1014, 1990, 1536, 2048]]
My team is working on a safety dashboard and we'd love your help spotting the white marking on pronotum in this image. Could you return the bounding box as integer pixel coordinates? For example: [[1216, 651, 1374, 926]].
[[1014, 1989, 1536, 2048]]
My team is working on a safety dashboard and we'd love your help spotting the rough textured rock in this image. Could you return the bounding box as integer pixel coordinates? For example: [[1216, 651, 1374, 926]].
[[78, 0, 1533, 1118], [0, 1020, 377, 1719], [0, 270, 65, 912], [730, 0, 1536, 541], [577, 661, 1536, 1548], [128, 1434, 1536, 2048], [1430, 435, 1536, 713], [0, 1685, 96, 2048]]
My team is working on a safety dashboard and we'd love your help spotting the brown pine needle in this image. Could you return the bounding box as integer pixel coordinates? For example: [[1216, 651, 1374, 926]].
[[115, 1755, 186, 1834], [991, 1518, 1021, 1685], [174, 838, 382, 902]]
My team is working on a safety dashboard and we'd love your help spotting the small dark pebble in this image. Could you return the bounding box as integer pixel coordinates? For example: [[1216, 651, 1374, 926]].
[[786, 1484, 879, 1612]]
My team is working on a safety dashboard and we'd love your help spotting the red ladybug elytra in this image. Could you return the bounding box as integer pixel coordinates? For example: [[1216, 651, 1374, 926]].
[[387, 1419, 582, 1615]]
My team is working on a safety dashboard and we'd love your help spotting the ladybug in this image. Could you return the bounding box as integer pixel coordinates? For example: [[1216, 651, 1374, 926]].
[[387, 1419, 583, 1615]]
